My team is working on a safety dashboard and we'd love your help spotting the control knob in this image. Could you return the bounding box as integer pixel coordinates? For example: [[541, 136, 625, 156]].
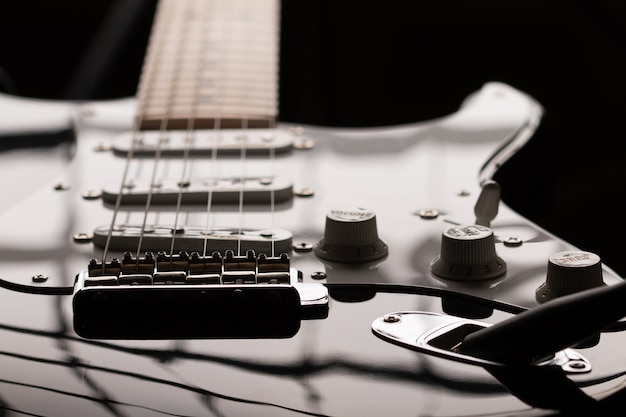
[[314, 209, 388, 263], [431, 224, 506, 280], [536, 251, 605, 303]]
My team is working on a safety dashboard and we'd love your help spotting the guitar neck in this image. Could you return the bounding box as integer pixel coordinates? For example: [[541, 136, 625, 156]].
[[135, 0, 280, 130]]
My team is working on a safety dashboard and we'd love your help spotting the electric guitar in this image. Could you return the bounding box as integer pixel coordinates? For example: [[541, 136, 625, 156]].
[[1, 0, 626, 415]]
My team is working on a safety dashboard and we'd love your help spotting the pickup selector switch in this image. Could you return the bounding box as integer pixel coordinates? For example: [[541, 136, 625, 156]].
[[314, 209, 388, 263], [536, 251, 604, 303], [431, 225, 506, 280]]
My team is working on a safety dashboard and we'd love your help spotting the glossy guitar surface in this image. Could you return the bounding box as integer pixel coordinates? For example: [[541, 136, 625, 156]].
[[2, 0, 626, 415]]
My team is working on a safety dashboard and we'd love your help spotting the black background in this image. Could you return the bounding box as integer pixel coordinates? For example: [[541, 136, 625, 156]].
[[1, 0, 626, 277]]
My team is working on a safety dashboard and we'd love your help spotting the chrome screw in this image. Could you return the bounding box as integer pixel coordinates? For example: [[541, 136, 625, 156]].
[[311, 271, 327, 280], [32, 274, 48, 283], [53, 183, 70, 191], [417, 209, 439, 220], [82, 190, 102, 200], [73, 233, 93, 243], [295, 188, 315, 197], [383, 314, 401, 323], [503, 237, 523, 247], [294, 243, 313, 253]]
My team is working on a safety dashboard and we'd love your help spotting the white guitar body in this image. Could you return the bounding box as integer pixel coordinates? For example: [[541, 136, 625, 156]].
[[1, 79, 626, 416]]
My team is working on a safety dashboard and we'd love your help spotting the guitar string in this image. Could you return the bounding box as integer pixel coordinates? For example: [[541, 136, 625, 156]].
[[168, 0, 210, 263], [202, 0, 224, 259], [99, 0, 172, 271], [134, 0, 185, 261], [104, 0, 279, 270], [236, 115, 248, 257], [269, 0, 280, 258]]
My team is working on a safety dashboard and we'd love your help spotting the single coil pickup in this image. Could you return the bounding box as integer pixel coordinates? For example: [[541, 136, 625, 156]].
[[92, 225, 293, 255], [101, 176, 293, 206], [112, 128, 293, 157]]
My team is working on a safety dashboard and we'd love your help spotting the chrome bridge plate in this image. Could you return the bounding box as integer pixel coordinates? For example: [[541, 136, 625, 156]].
[[372, 311, 591, 374]]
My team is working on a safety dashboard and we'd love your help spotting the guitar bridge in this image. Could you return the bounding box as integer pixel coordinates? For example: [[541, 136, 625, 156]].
[[73, 251, 328, 339]]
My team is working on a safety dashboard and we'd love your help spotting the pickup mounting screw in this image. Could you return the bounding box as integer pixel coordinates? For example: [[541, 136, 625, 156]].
[[73, 233, 93, 243], [82, 190, 102, 200], [295, 188, 315, 197]]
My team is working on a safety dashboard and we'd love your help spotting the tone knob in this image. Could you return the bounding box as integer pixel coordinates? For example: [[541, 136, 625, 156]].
[[431, 225, 506, 280], [536, 251, 605, 303], [314, 208, 388, 263]]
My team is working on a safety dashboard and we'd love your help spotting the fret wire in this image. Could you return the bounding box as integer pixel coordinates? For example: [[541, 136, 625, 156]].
[[136, 0, 279, 129]]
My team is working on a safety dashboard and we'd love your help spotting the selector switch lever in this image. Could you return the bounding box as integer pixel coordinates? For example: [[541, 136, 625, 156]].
[[474, 180, 501, 227], [431, 225, 506, 281], [314, 208, 388, 263]]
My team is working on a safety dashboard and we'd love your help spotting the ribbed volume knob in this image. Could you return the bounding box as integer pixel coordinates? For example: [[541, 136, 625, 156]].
[[431, 225, 506, 280], [536, 251, 605, 303], [314, 209, 388, 263]]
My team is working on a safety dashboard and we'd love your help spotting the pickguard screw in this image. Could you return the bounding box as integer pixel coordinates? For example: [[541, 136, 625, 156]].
[[32, 274, 48, 283], [294, 242, 313, 252], [417, 209, 439, 220], [383, 314, 401, 323], [311, 271, 327, 280], [503, 237, 523, 247], [458, 190, 471, 197], [54, 183, 70, 191]]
